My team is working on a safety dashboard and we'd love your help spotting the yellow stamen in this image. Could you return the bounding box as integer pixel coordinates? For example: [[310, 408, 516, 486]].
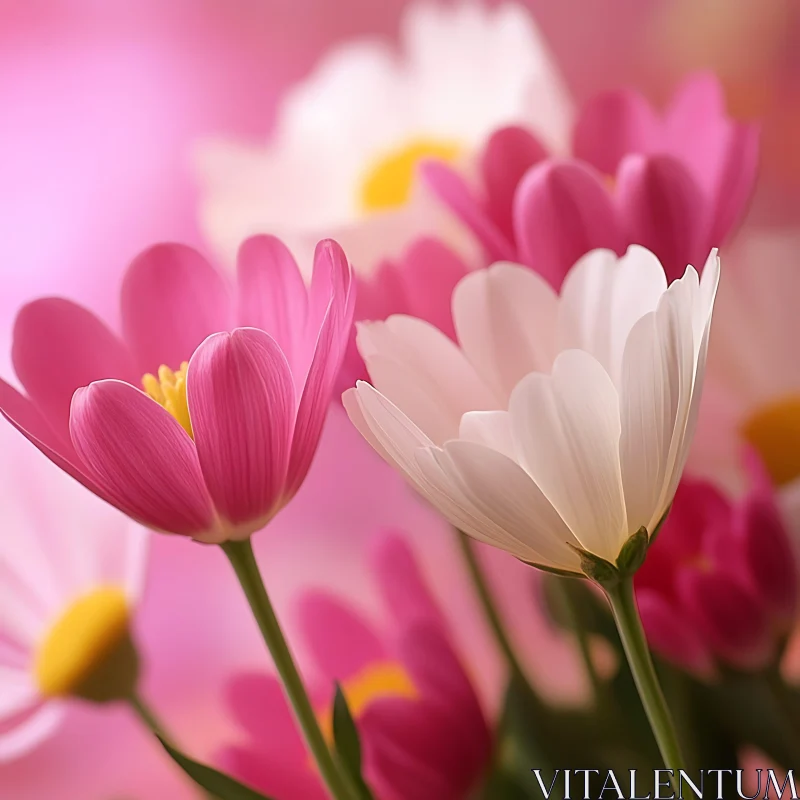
[[741, 394, 800, 487], [360, 138, 462, 213], [142, 361, 193, 438], [318, 661, 417, 744], [35, 587, 132, 699]]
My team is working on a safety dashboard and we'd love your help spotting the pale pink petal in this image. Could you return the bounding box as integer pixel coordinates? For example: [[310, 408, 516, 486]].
[[296, 591, 386, 682], [236, 235, 308, 373], [0, 668, 38, 718], [452, 262, 558, 400], [286, 240, 355, 496], [420, 160, 515, 263], [616, 154, 707, 283], [187, 329, 294, 533], [121, 243, 232, 376], [480, 125, 548, 242], [572, 88, 661, 175], [0, 704, 63, 762], [509, 350, 627, 561], [70, 380, 215, 537], [357, 316, 496, 444], [12, 298, 136, 441], [458, 410, 515, 460], [513, 160, 626, 290]]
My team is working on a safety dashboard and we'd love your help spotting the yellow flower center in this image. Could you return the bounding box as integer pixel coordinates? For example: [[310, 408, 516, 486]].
[[359, 138, 462, 214], [142, 362, 193, 438], [319, 661, 418, 743], [741, 394, 800, 487], [35, 587, 131, 699]]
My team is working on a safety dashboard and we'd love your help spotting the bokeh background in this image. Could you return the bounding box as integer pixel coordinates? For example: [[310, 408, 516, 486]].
[[1, 1, 799, 796]]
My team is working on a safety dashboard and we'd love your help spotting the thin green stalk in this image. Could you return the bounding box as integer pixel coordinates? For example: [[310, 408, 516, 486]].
[[456, 530, 527, 680], [555, 580, 603, 701], [129, 692, 168, 738], [606, 578, 687, 794], [222, 539, 356, 800]]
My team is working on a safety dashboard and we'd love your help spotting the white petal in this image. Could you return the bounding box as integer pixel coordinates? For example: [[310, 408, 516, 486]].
[[0, 703, 63, 762], [459, 410, 515, 459], [509, 350, 627, 560], [357, 315, 496, 444], [444, 440, 583, 571], [558, 245, 667, 383], [0, 666, 37, 717], [453, 262, 558, 400]]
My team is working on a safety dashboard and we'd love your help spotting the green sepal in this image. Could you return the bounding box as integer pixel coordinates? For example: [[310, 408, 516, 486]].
[[158, 736, 276, 799], [567, 544, 620, 588], [332, 685, 375, 800], [615, 527, 649, 578]]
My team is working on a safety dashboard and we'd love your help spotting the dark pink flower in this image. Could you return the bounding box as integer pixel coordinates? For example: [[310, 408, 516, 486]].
[[424, 72, 759, 288], [635, 454, 798, 677], [218, 533, 491, 800], [0, 236, 354, 543]]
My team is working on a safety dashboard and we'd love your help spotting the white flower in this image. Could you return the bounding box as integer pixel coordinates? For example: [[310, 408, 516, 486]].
[[344, 246, 720, 574], [0, 422, 147, 760], [195, 1, 572, 272]]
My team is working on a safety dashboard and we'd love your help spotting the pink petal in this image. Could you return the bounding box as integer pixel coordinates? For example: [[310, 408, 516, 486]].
[[572, 88, 661, 175], [286, 241, 355, 497], [296, 591, 386, 683], [121, 243, 232, 376], [371, 532, 446, 633], [616, 154, 707, 282], [513, 159, 625, 289], [70, 379, 215, 537], [420, 160, 515, 263], [12, 298, 136, 442], [677, 568, 773, 671], [225, 674, 306, 762], [236, 235, 308, 373], [187, 329, 294, 533], [636, 589, 715, 678], [480, 125, 548, 241]]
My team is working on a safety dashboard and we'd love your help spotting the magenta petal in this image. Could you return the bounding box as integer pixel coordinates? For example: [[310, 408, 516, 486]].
[[513, 159, 625, 288], [121, 243, 232, 375], [286, 241, 355, 497], [70, 379, 215, 537], [636, 588, 715, 678], [420, 160, 515, 263], [225, 674, 307, 762], [572, 88, 660, 175], [187, 328, 294, 532], [480, 126, 548, 241], [616, 154, 707, 281], [371, 531, 446, 632], [677, 568, 773, 670], [236, 235, 308, 373], [296, 591, 386, 682], [12, 298, 136, 441]]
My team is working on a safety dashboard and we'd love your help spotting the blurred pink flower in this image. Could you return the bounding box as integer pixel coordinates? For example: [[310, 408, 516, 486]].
[[424, 72, 758, 286], [636, 454, 798, 676], [219, 532, 491, 800], [0, 236, 354, 543]]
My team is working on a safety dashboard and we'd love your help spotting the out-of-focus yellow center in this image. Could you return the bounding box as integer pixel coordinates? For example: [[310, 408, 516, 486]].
[[742, 394, 800, 487], [319, 661, 418, 743], [142, 362, 193, 438], [359, 138, 462, 213], [35, 587, 130, 698]]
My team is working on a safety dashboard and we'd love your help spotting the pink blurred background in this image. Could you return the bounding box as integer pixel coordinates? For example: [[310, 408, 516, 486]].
[[2, 0, 799, 796]]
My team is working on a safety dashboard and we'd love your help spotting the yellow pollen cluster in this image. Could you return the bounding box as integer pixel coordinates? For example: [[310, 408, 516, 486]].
[[741, 394, 800, 487], [319, 661, 418, 744], [360, 138, 462, 213], [35, 587, 130, 698], [142, 362, 193, 438]]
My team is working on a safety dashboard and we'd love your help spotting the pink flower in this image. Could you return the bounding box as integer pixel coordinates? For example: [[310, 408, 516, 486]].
[[424, 72, 758, 287], [0, 235, 354, 543], [635, 454, 798, 677], [218, 532, 491, 800]]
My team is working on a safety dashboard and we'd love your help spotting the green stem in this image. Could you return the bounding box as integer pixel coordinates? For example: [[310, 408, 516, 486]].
[[606, 578, 686, 792], [556, 580, 603, 702], [456, 530, 527, 680], [129, 692, 169, 739], [222, 539, 355, 800]]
